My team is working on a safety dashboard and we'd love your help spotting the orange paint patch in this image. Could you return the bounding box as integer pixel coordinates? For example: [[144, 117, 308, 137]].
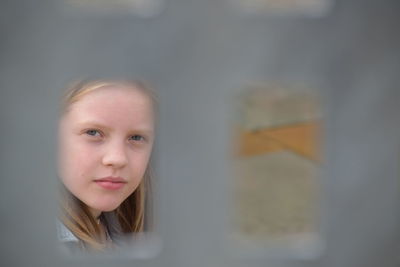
[[236, 130, 285, 156], [236, 121, 321, 161]]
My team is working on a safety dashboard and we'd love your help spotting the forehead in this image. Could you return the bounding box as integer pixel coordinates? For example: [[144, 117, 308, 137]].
[[64, 85, 154, 129]]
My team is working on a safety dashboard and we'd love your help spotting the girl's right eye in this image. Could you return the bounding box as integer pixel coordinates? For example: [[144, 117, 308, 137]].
[[85, 129, 101, 137]]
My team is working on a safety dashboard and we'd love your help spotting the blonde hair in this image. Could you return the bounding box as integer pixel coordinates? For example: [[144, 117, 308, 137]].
[[59, 79, 155, 251]]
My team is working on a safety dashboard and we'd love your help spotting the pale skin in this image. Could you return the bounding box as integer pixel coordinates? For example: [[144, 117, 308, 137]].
[[58, 85, 155, 219]]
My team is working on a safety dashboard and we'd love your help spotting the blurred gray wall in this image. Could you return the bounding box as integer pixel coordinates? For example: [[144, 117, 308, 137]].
[[0, 0, 399, 266]]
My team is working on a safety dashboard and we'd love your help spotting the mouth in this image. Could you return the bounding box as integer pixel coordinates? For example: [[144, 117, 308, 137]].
[[94, 176, 127, 190]]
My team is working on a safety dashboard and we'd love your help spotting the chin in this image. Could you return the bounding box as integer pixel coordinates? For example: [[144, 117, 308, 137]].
[[89, 199, 123, 213], [101, 206, 120, 212]]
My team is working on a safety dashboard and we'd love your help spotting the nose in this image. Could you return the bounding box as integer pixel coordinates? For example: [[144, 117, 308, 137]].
[[101, 141, 128, 169]]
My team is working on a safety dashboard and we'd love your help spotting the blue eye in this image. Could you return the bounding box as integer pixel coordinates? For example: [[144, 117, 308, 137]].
[[86, 129, 101, 136], [130, 135, 144, 141]]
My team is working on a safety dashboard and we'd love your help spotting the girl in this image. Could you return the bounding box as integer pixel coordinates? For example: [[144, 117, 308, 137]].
[[57, 80, 156, 251]]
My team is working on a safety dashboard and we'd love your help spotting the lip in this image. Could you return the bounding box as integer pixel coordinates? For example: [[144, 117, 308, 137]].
[[94, 176, 127, 190]]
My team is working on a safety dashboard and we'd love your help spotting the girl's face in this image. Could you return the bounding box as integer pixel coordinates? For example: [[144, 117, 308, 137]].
[[58, 85, 155, 218]]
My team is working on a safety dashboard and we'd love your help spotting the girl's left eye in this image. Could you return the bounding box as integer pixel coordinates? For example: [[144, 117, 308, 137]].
[[129, 135, 144, 141]]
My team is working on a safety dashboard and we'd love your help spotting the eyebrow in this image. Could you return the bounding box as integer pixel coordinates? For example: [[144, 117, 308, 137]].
[[76, 121, 154, 135]]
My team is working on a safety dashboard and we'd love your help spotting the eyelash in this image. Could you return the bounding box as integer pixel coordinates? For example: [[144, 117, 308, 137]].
[[84, 129, 145, 142]]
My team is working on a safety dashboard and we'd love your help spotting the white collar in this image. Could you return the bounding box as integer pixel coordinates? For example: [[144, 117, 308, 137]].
[[56, 220, 79, 243]]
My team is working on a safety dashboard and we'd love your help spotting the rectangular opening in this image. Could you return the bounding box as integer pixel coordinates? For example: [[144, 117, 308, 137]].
[[230, 82, 323, 255], [63, 0, 164, 17], [231, 0, 333, 17], [56, 79, 161, 258]]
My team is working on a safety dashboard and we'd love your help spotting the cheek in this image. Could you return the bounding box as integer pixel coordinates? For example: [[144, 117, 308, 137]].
[[128, 150, 152, 181], [58, 138, 93, 183]]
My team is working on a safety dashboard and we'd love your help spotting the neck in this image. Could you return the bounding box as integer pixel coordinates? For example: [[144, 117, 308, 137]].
[[88, 207, 102, 220]]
